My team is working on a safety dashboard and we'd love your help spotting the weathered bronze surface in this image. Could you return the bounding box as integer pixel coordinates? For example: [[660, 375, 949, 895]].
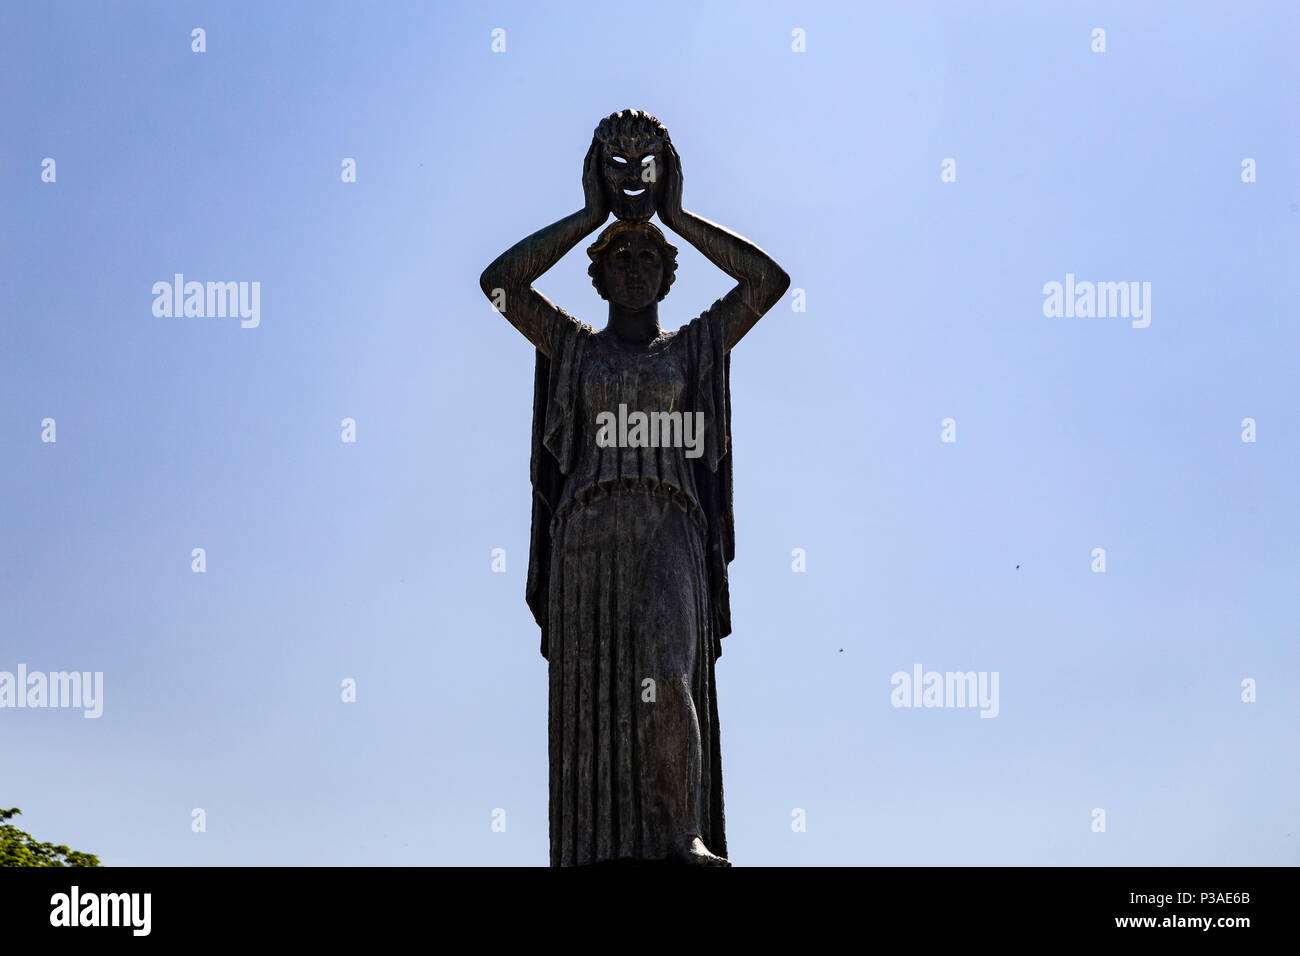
[[480, 109, 789, 866]]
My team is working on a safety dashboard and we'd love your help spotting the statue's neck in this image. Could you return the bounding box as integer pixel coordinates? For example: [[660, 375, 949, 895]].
[[607, 303, 660, 345]]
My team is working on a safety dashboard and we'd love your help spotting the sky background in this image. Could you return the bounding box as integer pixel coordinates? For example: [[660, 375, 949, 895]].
[[2, 0, 1297, 866]]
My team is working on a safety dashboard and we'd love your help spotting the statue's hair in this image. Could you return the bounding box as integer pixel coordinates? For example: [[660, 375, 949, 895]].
[[594, 108, 671, 147], [587, 220, 678, 302]]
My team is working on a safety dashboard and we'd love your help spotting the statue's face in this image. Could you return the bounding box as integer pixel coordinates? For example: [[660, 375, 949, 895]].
[[601, 133, 664, 223], [598, 234, 665, 310]]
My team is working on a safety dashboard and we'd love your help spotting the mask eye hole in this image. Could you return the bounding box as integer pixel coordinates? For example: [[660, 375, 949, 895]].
[[640, 155, 655, 166], [611, 155, 628, 165]]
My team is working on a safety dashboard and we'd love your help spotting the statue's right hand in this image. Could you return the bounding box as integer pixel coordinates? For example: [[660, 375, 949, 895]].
[[582, 136, 608, 223]]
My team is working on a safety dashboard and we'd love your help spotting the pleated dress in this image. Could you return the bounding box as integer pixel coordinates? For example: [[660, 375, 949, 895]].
[[526, 293, 745, 866]]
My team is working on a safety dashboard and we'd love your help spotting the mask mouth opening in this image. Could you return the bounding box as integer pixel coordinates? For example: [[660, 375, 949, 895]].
[[622, 188, 646, 197]]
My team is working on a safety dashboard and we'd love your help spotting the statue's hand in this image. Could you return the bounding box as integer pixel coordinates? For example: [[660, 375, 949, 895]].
[[657, 142, 684, 229], [582, 136, 608, 225]]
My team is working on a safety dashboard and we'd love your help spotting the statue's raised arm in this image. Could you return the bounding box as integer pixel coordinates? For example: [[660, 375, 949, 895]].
[[478, 138, 608, 356], [656, 141, 790, 349]]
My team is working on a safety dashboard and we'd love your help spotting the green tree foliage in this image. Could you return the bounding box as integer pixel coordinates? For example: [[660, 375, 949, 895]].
[[0, 808, 100, 867]]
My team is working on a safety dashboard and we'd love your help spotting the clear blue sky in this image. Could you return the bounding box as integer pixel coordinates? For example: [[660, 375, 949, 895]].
[[2, 0, 1296, 866]]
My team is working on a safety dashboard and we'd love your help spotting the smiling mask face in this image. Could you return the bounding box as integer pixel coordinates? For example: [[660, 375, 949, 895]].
[[599, 131, 665, 223]]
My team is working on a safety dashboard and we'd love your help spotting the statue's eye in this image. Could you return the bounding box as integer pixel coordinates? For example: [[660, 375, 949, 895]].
[[611, 155, 628, 165], [614, 249, 630, 260], [639, 250, 659, 263], [641, 155, 655, 166]]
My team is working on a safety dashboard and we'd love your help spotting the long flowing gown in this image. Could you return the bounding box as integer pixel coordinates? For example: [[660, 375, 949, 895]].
[[525, 291, 748, 865]]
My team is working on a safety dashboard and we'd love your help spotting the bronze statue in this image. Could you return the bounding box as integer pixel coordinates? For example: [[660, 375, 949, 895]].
[[480, 109, 789, 866]]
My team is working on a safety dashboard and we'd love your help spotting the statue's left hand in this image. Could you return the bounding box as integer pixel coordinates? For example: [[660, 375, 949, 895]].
[[657, 142, 684, 228]]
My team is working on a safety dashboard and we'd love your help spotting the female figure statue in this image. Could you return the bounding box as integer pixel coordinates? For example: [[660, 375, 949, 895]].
[[480, 110, 789, 866]]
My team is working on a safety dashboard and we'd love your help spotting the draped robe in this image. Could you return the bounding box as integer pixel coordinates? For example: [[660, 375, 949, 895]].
[[524, 293, 745, 865]]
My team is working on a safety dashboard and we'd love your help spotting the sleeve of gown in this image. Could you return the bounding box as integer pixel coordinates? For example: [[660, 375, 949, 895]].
[[538, 307, 590, 475], [679, 292, 744, 473], [677, 296, 739, 651]]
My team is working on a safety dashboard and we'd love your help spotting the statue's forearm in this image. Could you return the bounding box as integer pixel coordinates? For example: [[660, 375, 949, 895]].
[[481, 208, 604, 296], [668, 210, 789, 314]]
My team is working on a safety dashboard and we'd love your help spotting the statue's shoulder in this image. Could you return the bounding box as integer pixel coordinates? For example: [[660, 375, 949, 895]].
[[549, 307, 597, 343]]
